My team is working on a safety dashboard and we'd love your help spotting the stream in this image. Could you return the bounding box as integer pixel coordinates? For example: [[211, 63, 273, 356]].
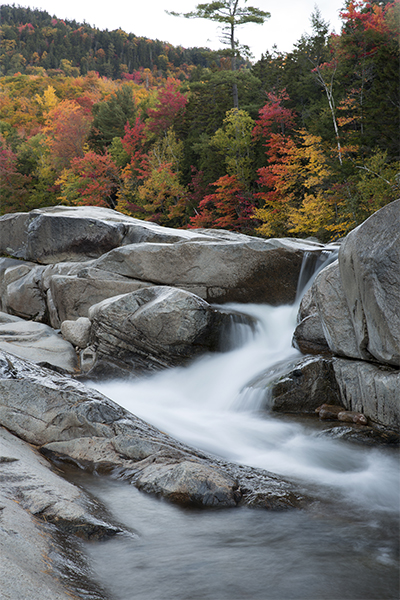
[[64, 277, 399, 599]]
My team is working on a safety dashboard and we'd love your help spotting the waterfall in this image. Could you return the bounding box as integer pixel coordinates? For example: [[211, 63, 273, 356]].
[[83, 247, 399, 600], [295, 246, 339, 301], [93, 300, 398, 514]]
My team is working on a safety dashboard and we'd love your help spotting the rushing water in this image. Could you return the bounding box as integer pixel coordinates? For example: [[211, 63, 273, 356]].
[[68, 280, 399, 600]]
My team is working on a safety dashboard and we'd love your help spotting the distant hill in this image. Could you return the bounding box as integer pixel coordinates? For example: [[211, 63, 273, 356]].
[[0, 4, 225, 79]]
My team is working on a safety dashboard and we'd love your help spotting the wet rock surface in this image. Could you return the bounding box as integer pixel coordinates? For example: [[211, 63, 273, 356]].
[[0, 350, 306, 510], [248, 355, 342, 414]]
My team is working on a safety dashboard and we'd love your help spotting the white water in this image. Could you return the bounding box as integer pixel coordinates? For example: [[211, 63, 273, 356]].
[[93, 302, 399, 516]]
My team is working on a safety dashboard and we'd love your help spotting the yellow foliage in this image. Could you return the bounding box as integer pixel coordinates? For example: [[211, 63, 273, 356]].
[[288, 192, 335, 236], [35, 85, 59, 113]]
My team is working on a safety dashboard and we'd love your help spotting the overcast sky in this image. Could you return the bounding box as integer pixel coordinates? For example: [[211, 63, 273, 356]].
[[16, 0, 345, 60]]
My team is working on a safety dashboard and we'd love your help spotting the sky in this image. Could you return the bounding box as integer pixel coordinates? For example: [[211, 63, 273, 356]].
[[14, 0, 346, 61]]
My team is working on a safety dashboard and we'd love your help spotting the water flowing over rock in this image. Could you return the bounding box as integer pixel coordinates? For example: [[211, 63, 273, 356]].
[[0, 203, 398, 599], [88, 286, 256, 376], [0, 349, 305, 510]]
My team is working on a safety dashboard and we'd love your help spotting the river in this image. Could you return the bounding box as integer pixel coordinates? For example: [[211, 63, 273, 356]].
[[64, 279, 399, 599]]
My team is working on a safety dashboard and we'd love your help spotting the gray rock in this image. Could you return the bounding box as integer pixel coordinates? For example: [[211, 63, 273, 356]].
[[0, 426, 120, 539], [79, 345, 97, 373], [0, 311, 21, 324], [0, 257, 28, 311], [319, 424, 399, 446], [0, 350, 305, 509], [3, 262, 47, 321], [0, 426, 118, 600], [0, 317, 78, 372], [292, 286, 330, 354], [94, 239, 308, 305], [312, 260, 361, 359], [41, 261, 95, 328], [88, 286, 255, 375], [49, 268, 152, 323], [0, 257, 44, 318], [293, 260, 364, 360], [0, 207, 126, 264], [0, 486, 75, 600], [134, 459, 240, 507], [0, 211, 31, 259], [333, 358, 400, 430], [0, 206, 216, 264], [339, 199, 400, 366], [61, 316, 91, 348], [244, 355, 342, 414]]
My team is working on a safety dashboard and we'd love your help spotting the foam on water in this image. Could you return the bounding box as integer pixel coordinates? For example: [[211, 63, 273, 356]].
[[93, 301, 399, 515]]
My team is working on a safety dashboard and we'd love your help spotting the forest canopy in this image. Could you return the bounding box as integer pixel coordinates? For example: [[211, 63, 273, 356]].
[[1, 1, 399, 241]]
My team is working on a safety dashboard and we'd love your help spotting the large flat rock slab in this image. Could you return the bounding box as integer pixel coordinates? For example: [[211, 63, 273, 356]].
[[0, 206, 215, 264], [93, 239, 312, 304]]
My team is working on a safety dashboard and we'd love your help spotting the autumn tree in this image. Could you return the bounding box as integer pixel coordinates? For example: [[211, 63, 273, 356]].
[[253, 92, 341, 240], [189, 173, 257, 231], [56, 151, 120, 207], [117, 128, 188, 226], [44, 99, 92, 171], [334, 0, 399, 158], [168, 1, 270, 108], [146, 78, 188, 137]]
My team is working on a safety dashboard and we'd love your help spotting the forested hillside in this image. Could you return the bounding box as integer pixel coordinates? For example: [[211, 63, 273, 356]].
[[1, 1, 399, 241], [0, 4, 225, 78]]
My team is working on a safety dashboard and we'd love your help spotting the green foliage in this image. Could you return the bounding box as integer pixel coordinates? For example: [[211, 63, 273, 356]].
[[211, 108, 255, 185], [168, 1, 270, 60], [89, 86, 136, 149]]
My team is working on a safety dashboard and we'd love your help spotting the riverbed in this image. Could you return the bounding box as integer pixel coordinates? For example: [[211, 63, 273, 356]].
[[63, 302, 399, 600]]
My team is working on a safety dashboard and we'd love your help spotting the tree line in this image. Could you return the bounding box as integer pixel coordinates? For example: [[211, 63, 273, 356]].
[[0, 1, 399, 241]]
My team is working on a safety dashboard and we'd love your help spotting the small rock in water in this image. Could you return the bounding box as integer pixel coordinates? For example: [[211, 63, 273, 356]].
[[316, 404, 368, 425], [338, 410, 368, 425], [316, 404, 345, 420]]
